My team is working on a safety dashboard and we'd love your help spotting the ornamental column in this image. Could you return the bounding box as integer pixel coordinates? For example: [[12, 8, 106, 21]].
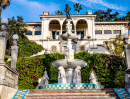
[[74, 25, 76, 34], [0, 18, 9, 63], [123, 33, 130, 94], [11, 34, 19, 70]]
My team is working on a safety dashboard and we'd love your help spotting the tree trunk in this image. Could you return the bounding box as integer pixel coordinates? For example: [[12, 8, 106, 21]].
[[7, 46, 11, 56], [0, 0, 3, 22]]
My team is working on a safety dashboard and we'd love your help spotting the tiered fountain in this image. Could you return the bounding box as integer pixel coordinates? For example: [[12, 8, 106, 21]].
[[39, 4, 101, 90]]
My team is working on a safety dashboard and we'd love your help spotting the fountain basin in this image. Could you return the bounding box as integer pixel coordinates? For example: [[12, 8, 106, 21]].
[[52, 59, 87, 69], [39, 83, 101, 89], [60, 33, 78, 40]]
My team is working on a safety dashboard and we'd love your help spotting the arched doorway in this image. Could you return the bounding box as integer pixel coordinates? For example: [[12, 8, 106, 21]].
[[76, 19, 88, 39], [49, 19, 61, 39]]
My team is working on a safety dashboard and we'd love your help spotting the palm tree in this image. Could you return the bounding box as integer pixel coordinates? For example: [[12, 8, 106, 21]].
[[55, 10, 64, 15], [0, 0, 11, 20], [73, 3, 83, 14]]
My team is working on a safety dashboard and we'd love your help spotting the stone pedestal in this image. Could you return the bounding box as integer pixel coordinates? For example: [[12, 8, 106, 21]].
[[123, 44, 130, 93], [0, 25, 19, 99], [73, 78, 81, 83], [0, 85, 17, 99], [65, 68, 73, 83], [0, 34, 8, 63], [0, 63, 19, 99], [11, 45, 19, 70], [58, 78, 66, 83]]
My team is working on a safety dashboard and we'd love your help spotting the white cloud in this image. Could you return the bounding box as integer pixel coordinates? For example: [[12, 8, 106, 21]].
[[2, 0, 60, 22], [13, 0, 59, 14], [68, 0, 127, 11]]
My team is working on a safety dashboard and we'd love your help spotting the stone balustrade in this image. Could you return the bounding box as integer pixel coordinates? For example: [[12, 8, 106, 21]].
[[0, 63, 19, 89]]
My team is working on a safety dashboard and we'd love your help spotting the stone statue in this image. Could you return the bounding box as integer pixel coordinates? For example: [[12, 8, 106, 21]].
[[73, 66, 81, 79], [0, 25, 8, 39], [58, 66, 66, 78], [35, 70, 49, 89], [58, 66, 66, 83], [89, 70, 100, 85], [44, 71, 49, 85], [125, 73, 130, 93], [73, 66, 81, 83], [64, 4, 71, 19]]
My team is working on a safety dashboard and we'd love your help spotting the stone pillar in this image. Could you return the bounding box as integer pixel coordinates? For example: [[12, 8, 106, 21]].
[[123, 33, 130, 94], [74, 25, 76, 34], [0, 24, 8, 63], [65, 68, 73, 83], [92, 17, 95, 39], [60, 40, 62, 54], [60, 23, 62, 34], [43, 19, 49, 39], [0, 19, 19, 99], [46, 36, 50, 51], [41, 18, 44, 39], [92, 17, 95, 48], [11, 35, 19, 70]]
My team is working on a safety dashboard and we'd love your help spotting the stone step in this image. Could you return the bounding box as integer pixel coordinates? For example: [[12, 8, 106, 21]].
[[13, 88, 120, 99], [26, 93, 117, 96], [26, 98, 119, 99], [25, 95, 119, 99], [29, 88, 115, 92], [29, 90, 116, 93], [28, 92, 115, 95]]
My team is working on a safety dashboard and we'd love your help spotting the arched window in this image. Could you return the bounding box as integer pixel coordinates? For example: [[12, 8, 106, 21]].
[[49, 20, 60, 39], [76, 19, 88, 39]]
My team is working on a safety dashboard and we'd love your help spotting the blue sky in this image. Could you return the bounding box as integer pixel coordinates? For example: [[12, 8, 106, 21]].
[[2, 0, 130, 22]]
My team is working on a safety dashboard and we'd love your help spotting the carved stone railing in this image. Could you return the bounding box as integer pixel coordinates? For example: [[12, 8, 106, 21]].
[[0, 63, 18, 89]]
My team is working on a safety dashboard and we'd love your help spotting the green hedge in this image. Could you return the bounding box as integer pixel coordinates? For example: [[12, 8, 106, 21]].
[[18, 35, 44, 58], [7, 52, 126, 89]]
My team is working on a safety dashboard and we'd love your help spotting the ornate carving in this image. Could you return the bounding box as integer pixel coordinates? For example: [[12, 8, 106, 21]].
[[0, 25, 9, 39], [11, 46, 19, 50], [13, 40, 17, 46]]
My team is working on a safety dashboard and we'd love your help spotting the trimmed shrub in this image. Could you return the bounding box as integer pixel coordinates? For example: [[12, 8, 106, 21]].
[[7, 52, 126, 89]]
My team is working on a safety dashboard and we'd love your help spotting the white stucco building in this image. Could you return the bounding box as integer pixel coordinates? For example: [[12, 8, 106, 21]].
[[25, 10, 129, 54]]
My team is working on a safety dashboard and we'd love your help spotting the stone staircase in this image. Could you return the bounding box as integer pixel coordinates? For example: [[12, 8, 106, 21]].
[[24, 88, 120, 99]]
